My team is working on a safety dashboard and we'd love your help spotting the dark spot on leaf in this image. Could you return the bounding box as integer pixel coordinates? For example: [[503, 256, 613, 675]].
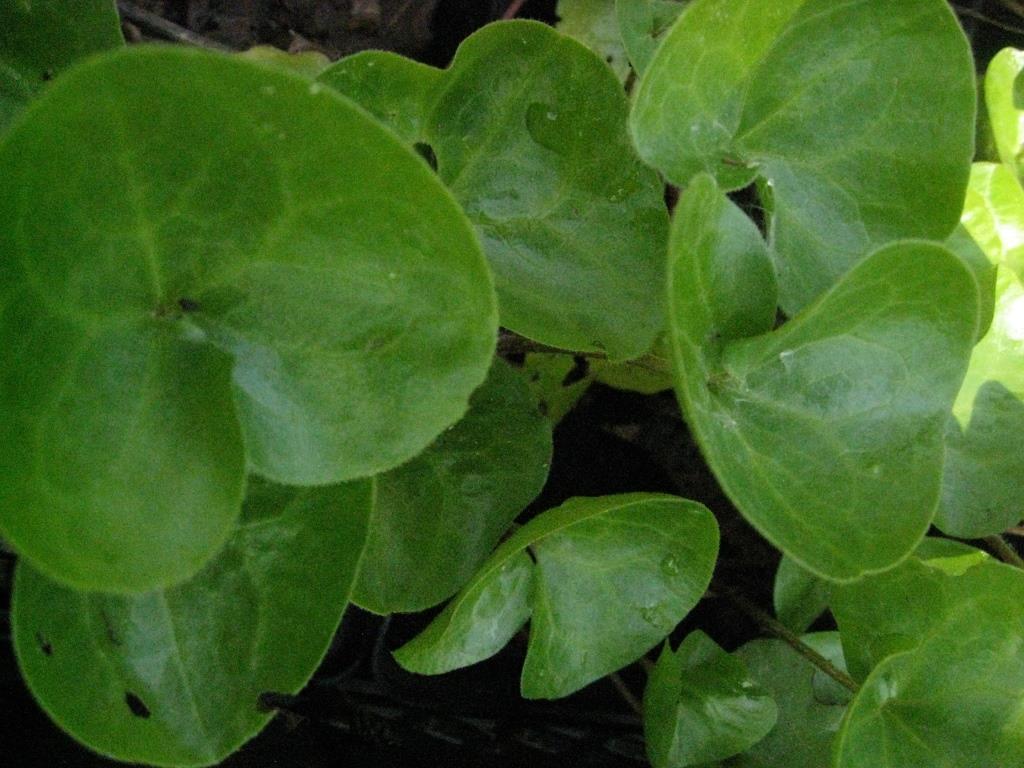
[[537, 400, 549, 416], [41, 69, 53, 81], [100, 610, 121, 646], [177, 297, 200, 313], [606, 55, 614, 64], [529, 371, 541, 383], [413, 142, 437, 171], [561, 356, 590, 387], [35, 632, 53, 657], [125, 692, 151, 719]]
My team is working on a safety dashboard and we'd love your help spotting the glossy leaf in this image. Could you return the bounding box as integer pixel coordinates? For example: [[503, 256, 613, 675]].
[[667, 176, 980, 581], [723, 633, 850, 768], [395, 494, 719, 699], [354, 359, 553, 614], [772, 555, 830, 634], [631, 0, 975, 312], [645, 631, 777, 767], [986, 47, 1024, 179], [831, 538, 989, 682], [615, 0, 688, 75], [833, 561, 1024, 768], [322, 21, 668, 359], [938, 164, 1024, 537], [556, 0, 630, 80], [0, 0, 123, 129], [12, 479, 372, 767], [0, 47, 496, 591]]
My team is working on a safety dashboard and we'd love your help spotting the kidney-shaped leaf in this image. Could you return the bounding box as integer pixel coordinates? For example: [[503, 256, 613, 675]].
[[0, 0, 123, 129], [644, 631, 777, 768], [321, 21, 668, 359], [631, 0, 975, 313], [986, 47, 1024, 179], [0, 47, 496, 591], [395, 493, 719, 699], [833, 561, 1024, 768], [12, 478, 372, 768], [668, 176, 980, 581], [354, 359, 553, 614]]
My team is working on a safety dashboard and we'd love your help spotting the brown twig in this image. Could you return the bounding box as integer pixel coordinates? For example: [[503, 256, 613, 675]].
[[608, 672, 644, 716], [984, 535, 1024, 569], [953, 4, 1024, 35], [117, 2, 234, 52], [720, 585, 859, 693], [502, 0, 530, 20]]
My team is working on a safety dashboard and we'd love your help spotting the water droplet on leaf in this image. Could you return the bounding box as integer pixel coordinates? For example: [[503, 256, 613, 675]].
[[660, 555, 680, 576]]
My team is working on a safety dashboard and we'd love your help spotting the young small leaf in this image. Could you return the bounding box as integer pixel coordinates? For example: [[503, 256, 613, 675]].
[[0, 47, 497, 590], [395, 493, 719, 699], [615, 0, 688, 75], [668, 176, 980, 581], [724, 633, 850, 768], [321, 21, 669, 359], [11, 479, 372, 767], [354, 359, 553, 614], [644, 631, 777, 768], [986, 48, 1024, 179], [631, 0, 975, 312], [0, 0, 123, 129]]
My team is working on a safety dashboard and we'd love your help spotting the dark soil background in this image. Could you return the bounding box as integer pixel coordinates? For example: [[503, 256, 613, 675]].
[[2, 1, 1024, 766]]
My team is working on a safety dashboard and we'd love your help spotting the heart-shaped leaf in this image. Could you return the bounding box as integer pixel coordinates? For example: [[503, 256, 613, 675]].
[[354, 359, 553, 614], [667, 175, 979, 581], [320, 21, 668, 359], [0, 47, 496, 592], [644, 631, 777, 767], [12, 478, 372, 767], [395, 493, 719, 699], [631, 0, 975, 312], [833, 560, 1024, 768], [0, 0, 123, 129], [615, 0, 688, 75]]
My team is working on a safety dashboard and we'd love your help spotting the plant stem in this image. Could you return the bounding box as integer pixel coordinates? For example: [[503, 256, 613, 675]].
[[952, 4, 1024, 35], [117, 2, 234, 52], [495, 331, 670, 374], [720, 585, 859, 693], [608, 672, 644, 716], [984, 535, 1024, 569], [502, 0, 529, 20]]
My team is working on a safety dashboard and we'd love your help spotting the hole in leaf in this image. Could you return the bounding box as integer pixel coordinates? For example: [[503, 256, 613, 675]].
[[125, 692, 151, 719], [537, 400, 549, 417], [413, 142, 437, 171], [35, 632, 53, 657], [41, 69, 53, 82], [561, 356, 590, 387], [177, 297, 200, 313]]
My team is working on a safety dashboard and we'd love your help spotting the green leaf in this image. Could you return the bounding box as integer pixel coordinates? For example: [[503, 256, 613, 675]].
[[986, 47, 1024, 180], [0, 0, 123, 130], [521, 352, 596, 423], [833, 561, 1024, 768], [772, 555, 830, 634], [723, 633, 849, 768], [667, 176, 980, 581], [11, 478, 372, 767], [315, 50, 443, 145], [0, 47, 497, 590], [830, 538, 987, 681], [556, 0, 630, 80], [354, 359, 553, 614], [593, 335, 674, 394], [645, 631, 777, 768], [615, 0, 688, 76], [631, 0, 975, 313], [237, 46, 331, 78], [937, 164, 1024, 537], [395, 493, 719, 699], [321, 21, 668, 359]]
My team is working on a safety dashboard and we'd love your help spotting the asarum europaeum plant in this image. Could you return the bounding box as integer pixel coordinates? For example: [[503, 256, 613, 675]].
[[1, 0, 1023, 766]]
